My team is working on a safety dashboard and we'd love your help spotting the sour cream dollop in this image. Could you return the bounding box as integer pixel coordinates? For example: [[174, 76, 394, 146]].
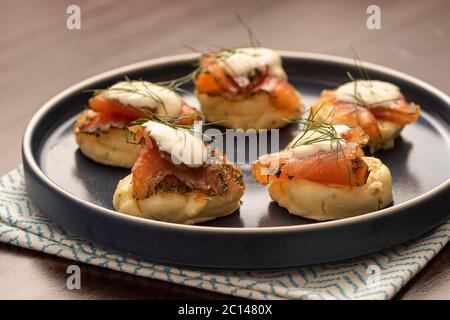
[[142, 121, 207, 168], [289, 125, 351, 158], [335, 80, 401, 108], [105, 81, 183, 117]]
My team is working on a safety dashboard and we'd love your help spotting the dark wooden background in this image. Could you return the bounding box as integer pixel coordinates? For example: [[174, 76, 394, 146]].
[[0, 0, 449, 299]]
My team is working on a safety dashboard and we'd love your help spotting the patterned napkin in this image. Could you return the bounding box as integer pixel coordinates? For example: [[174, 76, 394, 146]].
[[0, 167, 448, 300]]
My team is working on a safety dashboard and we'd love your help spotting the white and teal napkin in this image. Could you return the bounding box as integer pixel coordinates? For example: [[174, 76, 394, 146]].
[[0, 167, 448, 300]]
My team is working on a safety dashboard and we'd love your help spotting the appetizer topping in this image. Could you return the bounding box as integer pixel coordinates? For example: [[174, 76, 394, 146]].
[[289, 125, 352, 158], [311, 87, 420, 144], [130, 123, 244, 200], [76, 80, 201, 134], [219, 47, 286, 85], [252, 125, 370, 187], [196, 48, 302, 111], [104, 81, 183, 117], [335, 80, 401, 108], [142, 121, 207, 168]]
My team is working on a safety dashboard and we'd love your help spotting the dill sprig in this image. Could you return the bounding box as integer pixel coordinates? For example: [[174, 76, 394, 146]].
[[126, 111, 196, 149], [129, 110, 225, 139], [288, 105, 345, 154], [131, 109, 195, 132], [183, 13, 262, 56], [286, 105, 355, 185], [182, 14, 263, 78], [236, 13, 261, 48], [83, 77, 172, 114], [345, 71, 368, 106], [350, 47, 371, 84], [344, 48, 399, 106], [156, 68, 200, 95]]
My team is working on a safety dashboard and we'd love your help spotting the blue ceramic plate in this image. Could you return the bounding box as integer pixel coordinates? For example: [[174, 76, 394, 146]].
[[22, 52, 450, 268]]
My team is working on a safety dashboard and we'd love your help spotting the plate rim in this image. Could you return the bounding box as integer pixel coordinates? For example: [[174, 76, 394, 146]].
[[22, 51, 450, 235]]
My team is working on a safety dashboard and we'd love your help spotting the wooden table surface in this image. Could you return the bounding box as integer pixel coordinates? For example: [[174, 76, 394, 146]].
[[0, 0, 449, 299]]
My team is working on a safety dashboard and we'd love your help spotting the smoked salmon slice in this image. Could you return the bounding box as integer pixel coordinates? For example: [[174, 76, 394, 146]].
[[252, 126, 370, 187], [131, 129, 244, 200], [311, 90, 420, 143]]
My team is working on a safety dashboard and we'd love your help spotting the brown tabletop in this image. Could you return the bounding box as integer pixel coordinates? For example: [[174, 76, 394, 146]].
[[0, 0, 449, 299]]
